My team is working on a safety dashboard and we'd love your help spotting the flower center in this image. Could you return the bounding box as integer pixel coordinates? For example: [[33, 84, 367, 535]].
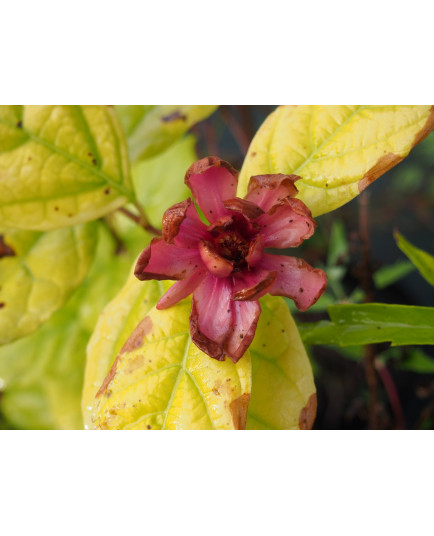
[[214, 231, 250, 264]]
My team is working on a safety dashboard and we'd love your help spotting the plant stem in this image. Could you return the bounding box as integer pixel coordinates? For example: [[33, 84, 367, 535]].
[[375, 359, 406, 429], [119, 205, 161, 236], [358, 192, 381, 429], [220, 106, 251, 155]]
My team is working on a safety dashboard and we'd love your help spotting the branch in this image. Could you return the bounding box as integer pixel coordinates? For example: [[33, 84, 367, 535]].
[[119, 205, 161, 236]]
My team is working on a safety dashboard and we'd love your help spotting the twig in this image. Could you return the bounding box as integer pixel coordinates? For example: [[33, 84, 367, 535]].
[[119, 205, 161, 236], [357, 192, 381, 429], [220, 106, 251, 155], [376, 359, 406, 429]]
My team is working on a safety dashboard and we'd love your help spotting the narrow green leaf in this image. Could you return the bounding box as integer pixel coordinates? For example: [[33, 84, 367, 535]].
[[299, 303, 434, 347], [398, 349, 434, 374], [0, 223, 97, 344], [116, 105, 217, 162], [327, 220, 349, 266], [373, 260, 415, 289], [395, 231, 434, 286], [0, 105, 133, 230]]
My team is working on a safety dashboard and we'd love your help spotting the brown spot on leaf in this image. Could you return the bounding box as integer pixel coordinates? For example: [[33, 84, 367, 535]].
[[230, 393, 250, 430], [0, 236, 15, 258], [96, 355, 120, 398], [0, 302, 5, 309], [124, 354, 146, 374], [104, 188, 110, 195], [161, 111, 187, 122], [120, 316, 153, 354], [299, 393, 317, 430]]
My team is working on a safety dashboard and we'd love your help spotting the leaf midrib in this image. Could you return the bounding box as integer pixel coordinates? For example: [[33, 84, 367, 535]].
[[0, 117, 134, 202]]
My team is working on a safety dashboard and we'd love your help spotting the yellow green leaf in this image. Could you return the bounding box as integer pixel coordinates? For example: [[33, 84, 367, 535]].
[[0, 105, 133, 230], [0, 223, 97, 344], [132, 134, 196, 227], [247, 296, 316, 430], [0, 224, 142, 429], [238, 105, 434, 216], [85, 275, 251, 430], [116, 105, 217, 162]]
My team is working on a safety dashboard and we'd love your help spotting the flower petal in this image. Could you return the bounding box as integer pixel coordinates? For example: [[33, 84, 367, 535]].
[[259, 254, 327, 311], [185, 157, 238, 221], [135, 238, 202, 281], [245, 174, 300, 212], [257, 198, 316, 248], [245, 233, 265, 266], [232, 270, 276, 301], [162, 198, 209, 248], [157, 270, 207, 310], [198, 239, 234, 278], [224, 300, 261, 363], [223, 197, 264, 220], [190, 274, 233, 361]]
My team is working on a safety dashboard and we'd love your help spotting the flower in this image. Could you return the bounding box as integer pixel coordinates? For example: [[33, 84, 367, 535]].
[[135, 157, 327, 363]]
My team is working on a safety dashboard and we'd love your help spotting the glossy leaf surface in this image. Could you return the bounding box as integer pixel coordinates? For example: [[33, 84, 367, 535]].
[[247, 296, 317, 430], [299, 304, 434, 347], [86, 276, 251, 430], [239, 105, 434, 216], [0, 226, 140, 429], [0, 223, 97, 344], [116, 105, 217, 162], [0, 105, 132, 230]]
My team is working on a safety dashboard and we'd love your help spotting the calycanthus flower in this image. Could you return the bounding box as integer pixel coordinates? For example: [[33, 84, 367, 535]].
[[135, 157, 327, 363]]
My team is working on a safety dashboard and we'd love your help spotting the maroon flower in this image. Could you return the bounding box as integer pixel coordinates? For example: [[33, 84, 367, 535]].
[[135, 157, 327, 363]]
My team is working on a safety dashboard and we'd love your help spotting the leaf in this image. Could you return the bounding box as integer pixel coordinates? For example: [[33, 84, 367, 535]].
[[86, 276, 251, 430], [238, 105, 434, 216], [299, 303, 434, 347], [116, 105, 217, 162], [327, 219, 349, 266], [132, 135, 196, 227], [0, 223, 97, 344], [397, 349, 434, 374], [247, 296, 317, 430], [373, 260, 415, 289], [395, 231, 434, 286], [0, 225, 140, 429], [0, 105, 133, 230]]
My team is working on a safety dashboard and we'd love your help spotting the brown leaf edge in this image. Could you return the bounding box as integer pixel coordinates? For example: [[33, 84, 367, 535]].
[[298, 393, 317, 430], [359, 106, 434, 192]]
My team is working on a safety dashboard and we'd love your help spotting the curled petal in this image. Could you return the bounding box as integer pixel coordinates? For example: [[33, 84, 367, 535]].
[[223, 197, 264, 220], [164, 199, 210, 248], [259, 254, 327, 311], [185, 157, 238, 221], [199, 240, 234, 277], [157, 270, 207, 310], [190, 275, 233, 361], [245, 174, 300, 212], [135, 238, 202, 281], [232, 270, 276, 301], [257, 198, 316, 248], [162, 199, 191, 244], [245, 233, 265, 266], [224, 300, 261, 363], [207, 214, 233, 234]]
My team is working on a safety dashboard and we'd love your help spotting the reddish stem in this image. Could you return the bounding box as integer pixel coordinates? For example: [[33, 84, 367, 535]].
[[376, 360, 406, 429]]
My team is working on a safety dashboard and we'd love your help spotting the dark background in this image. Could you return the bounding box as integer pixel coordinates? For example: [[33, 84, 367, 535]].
[[194, 105, 434, 430]]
